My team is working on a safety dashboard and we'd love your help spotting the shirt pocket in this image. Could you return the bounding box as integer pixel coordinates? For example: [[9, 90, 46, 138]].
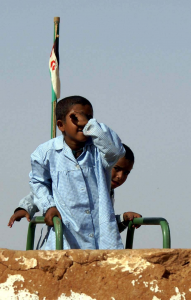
[[50, 170, 74, 216], [50, 170, 71, 206]]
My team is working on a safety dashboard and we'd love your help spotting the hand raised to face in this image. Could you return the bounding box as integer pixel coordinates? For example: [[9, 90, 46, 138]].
[[57, 104, 93, 148], [69, 110, 92, 128]]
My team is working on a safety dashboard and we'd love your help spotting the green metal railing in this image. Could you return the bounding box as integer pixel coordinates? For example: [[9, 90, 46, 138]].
[[26, 216, 170, 250], [125, 217, 171, 249], [26, 216, 63, 250]]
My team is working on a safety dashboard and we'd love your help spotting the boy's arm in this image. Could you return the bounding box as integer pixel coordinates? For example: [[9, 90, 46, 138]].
[[29, 146, 56, 215], [16, 192, 39, 219], [83, 119, 125, 169], [8, 193, 39, 228]]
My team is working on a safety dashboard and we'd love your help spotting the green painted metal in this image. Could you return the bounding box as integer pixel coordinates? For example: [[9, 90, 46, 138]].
[[26, 216, 63, 250], [125, 217, 171, 249], [53, 216, 63, 250]]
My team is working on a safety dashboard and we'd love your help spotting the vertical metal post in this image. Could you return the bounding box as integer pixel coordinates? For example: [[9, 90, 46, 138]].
[[26, 222, 36, 251], [53, 216, 63, 250], [160, 219, 171, 248], [125, 221, 135, 249]]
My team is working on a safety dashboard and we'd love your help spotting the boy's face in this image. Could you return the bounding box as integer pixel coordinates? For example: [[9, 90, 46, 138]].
[[111, 157, 134, 189], [57, 104, 93, 149]]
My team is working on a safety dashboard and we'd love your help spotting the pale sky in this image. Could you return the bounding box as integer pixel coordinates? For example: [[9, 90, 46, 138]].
[[1, 0, 191, 250]]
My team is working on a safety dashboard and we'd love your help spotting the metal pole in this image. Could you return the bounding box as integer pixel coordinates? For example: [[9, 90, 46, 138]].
[[51, 17, 60, 139], [53, 216, 63, 250]]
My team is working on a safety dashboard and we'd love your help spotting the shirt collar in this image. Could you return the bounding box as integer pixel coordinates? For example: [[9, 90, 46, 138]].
[[54, 135, 64, 150], [54, 135, 93, 151]]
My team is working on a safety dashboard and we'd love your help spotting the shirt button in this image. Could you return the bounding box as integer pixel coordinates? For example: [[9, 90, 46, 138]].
[[85, 210, 90, 214], [89, 233, 94, 238], [76, 164, 80, 169]]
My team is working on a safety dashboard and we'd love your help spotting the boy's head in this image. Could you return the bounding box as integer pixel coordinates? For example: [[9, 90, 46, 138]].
[[111, 144, 134, 189], [56, 96, 93, 122], [56, 96, 93, 149]]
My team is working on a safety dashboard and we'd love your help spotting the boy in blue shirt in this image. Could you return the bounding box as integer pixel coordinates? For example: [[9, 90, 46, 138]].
[[8, 144, 141, 233], [27, 95, 126, 250]]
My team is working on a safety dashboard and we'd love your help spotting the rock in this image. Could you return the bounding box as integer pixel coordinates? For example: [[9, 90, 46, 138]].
[[0, 248, 191, 299]]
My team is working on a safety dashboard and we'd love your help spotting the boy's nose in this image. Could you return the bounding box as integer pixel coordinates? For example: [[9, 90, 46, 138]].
[[117, 171, 123, 181]]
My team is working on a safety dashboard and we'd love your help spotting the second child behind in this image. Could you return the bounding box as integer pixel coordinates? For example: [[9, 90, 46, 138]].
[[29, 96, 125, 250]]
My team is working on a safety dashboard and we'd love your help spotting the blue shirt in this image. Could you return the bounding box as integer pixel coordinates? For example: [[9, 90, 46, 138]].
[[29, 119, 125, 250]]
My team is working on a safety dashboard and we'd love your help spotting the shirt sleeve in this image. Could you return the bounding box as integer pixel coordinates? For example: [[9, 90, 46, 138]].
[[29, 146, 56, 215], [14, 192, 39, 219], [83, 118, 125, 169], [115, 214, 128, 233]]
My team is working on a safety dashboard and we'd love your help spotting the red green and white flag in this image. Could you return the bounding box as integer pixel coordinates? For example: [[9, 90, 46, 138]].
[[49, 37, 60, 99]]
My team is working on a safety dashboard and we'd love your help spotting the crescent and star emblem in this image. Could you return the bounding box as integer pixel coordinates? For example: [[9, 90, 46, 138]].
[[50, 60, 56, 71]]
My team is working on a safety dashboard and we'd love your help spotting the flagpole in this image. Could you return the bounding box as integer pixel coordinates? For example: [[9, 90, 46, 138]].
[[51, 17, 60, 139]]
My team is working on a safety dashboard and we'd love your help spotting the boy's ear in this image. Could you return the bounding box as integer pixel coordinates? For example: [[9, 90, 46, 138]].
[[57, 120, 65, 133]]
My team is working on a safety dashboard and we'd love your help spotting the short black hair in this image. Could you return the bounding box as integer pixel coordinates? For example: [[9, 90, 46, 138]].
[[56, 96, 93, 121], [122, 143, 134, 162]]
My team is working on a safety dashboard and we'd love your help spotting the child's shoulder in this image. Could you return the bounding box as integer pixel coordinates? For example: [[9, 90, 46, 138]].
[[32, 136, 63, 156]]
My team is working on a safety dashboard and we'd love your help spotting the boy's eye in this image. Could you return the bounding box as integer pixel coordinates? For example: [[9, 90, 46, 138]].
[[124, 171, 129, 176], [124, 170, 131, 176], [114, 166, 119, 171]]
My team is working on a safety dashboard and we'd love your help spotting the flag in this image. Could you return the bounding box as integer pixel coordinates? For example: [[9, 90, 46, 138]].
[[49, 37, 60, 99]]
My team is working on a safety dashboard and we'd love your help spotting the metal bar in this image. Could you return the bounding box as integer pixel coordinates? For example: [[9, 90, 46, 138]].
[[26, 222, 36, 250], [53, 216, 63, 250], [51, 100, 57, 139], [26, 216, 63, 250], [160, 220, 171, 248], [125, 221, 135, 249], [125, 217, 171, 249]]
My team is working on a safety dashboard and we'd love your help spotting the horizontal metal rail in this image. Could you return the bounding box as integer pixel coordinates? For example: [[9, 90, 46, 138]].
[[125, 217, 171, 249], [26, 216, 63, 250]]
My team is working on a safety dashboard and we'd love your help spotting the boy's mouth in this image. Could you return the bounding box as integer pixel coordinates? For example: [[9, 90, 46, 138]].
[[111, 180, 120, 187], [77, 128, 83, 132]]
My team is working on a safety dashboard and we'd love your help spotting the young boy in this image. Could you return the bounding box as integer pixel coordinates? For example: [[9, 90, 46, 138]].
[[23, 95, 126, 250], [111, 144, 141, 232], [8, 144, 141, 232]]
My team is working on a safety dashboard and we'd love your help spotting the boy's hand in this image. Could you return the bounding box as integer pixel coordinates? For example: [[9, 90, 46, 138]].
[[69, 110, 90, 128], [8, 209, 30, 228], [44, 207, 62, 226], [123, 211, 142, 229]]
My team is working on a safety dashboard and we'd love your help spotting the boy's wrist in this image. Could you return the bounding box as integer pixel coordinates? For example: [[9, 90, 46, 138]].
[[41, 196, 56, 215], [121, 213, 129, 228], [44, 205, 56, 215], [116, 214, 128, 228], [14, 207, 27, 214]]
